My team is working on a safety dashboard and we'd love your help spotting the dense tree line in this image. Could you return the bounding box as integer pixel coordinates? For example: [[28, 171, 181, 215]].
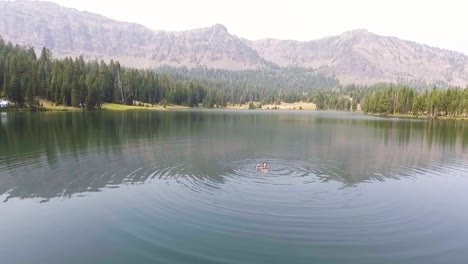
[[155, 66, 340, 105], [311, 91, 357, 111], [361, 85, 468, 117], [155, 67, 396, 111], [0, 38, 226, 109]]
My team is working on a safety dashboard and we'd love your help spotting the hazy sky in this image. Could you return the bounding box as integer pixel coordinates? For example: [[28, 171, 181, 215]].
[[50, 0, 468, 54]]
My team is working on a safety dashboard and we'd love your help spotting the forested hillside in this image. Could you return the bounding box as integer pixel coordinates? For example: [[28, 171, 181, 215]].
[[0, 38, 226, 109], [155, 66, 340, 104], [0, 38, 353, 110]]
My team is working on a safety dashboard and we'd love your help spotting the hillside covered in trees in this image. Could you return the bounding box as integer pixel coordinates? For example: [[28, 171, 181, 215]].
[[0, 38, 227, 110], [155, 66, 340, 104], [0, 37, 354, 110]]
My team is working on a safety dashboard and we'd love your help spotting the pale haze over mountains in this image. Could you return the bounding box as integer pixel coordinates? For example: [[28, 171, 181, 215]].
[[1, 1, 467, 87]]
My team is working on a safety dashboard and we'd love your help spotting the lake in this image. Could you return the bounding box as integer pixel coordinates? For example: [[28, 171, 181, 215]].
[[0, 110, 467, 264]]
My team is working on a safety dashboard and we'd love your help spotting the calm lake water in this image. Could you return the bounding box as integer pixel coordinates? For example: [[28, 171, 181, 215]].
[[0, 110, 467, 264]]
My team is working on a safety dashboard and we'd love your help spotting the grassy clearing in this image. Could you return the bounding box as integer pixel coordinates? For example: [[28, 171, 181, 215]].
[[369, 113, 467, 121], [35, 99, 189, 111], [38, 99, 81, 111], [101, 103, 153, 111], [262, 102, 316, 110], [226, 101, 317, 110], [101, 102, 190, 111]]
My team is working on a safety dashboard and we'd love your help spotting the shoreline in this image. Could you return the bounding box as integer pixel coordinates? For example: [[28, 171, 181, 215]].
[[0, 100, 191, 112], [2, 100, 466, 121], [366, 112, 467, 121], [2, 105, 467, 122], [226, 101, 317, 110], [1, 100, 318, 112]]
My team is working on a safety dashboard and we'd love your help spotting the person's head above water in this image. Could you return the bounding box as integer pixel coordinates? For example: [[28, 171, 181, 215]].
[[256, 162, 268, 170]]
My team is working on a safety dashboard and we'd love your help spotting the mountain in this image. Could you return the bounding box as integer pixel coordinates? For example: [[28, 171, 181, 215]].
[[1, 1, 467, 87], [244, 30, 468, 86], [0, 1, 269, 70]]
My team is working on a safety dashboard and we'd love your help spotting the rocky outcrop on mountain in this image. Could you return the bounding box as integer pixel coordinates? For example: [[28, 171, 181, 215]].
[[1, 1, 467, 86]]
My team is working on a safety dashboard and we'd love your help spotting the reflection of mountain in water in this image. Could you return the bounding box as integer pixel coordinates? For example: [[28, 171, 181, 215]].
[[0, 111, 467, 202]]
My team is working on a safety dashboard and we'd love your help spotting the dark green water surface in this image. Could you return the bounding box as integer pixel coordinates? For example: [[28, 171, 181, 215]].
[[0, 110, 467, 264]]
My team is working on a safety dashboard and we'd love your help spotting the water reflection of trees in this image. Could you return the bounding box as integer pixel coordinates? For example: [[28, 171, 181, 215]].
[[0, 111, 467, 202], [0, 111, 241, 202], [291, 116, 468, 184]]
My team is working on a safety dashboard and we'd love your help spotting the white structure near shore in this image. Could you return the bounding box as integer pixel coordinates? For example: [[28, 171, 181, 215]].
[[0, 99, 10, 108]]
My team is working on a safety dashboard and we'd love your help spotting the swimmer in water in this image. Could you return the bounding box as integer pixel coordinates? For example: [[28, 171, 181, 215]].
[[256, 162, 268, 170]]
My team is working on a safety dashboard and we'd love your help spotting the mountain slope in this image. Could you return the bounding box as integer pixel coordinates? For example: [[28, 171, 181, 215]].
[[0, 1, 269, 70], [1, 1, 468, 86], [245, 30, 468, 86]]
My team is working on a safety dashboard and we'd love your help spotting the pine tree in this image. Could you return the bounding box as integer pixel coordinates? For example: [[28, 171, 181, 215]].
[[7, 75, 22, 107], [71, 80, 79, 107], [26, 83, 36, 110]]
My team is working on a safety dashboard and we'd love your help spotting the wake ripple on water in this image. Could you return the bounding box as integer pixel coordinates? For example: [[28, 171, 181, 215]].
[[2, 143, 467, 263], [219, 158, 321, 184], [105, 158, 468, 263]]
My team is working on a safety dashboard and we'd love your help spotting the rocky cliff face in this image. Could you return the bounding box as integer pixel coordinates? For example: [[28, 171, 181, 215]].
[[1, 1, 467, 86]]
